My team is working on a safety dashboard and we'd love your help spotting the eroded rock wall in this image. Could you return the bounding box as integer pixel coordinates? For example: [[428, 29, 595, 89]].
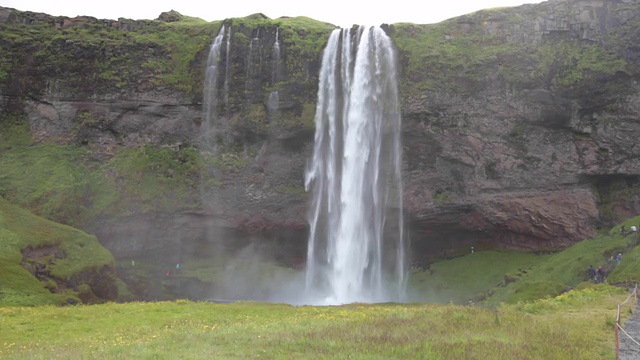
[[396, 0, 640, 250], [1, 0, 640, 259]]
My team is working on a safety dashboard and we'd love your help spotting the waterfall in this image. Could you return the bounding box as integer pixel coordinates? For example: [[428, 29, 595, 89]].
[[247, 30, 263, 79], [271, 28, 281, 84], [223, 27, 232, 117], [304, 26, 406, 305], [202, 25, 226, 149], [267, 91, 279, 120], [268, 28, 281, 120], [244, 29, 263, 103], [200, 25, 229, 282]]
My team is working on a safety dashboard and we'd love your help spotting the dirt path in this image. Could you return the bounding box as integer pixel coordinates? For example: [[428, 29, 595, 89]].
[[619, 304, 640, 359]]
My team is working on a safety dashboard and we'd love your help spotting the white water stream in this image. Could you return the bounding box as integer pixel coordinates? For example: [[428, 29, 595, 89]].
[[203, 25, 226, 149], [304, 26, 406, 305]]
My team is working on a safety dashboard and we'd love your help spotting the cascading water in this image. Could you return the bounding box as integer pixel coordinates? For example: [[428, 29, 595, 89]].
[[201, 25, 228, 276], [223, 27, 232, 117], [271, 28, 281, 83], [245, 29, 263, 100], [202, 25, 226, 149], [304, 26, 406, 305], [267, 28, 281, 120]]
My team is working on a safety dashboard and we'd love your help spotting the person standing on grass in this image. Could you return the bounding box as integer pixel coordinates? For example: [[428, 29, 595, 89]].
[[597, 266, 606, 283], [587, 265, 596, 282]]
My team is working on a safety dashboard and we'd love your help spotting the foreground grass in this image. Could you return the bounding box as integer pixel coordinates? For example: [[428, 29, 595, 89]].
[[0, 286, 628, 359]]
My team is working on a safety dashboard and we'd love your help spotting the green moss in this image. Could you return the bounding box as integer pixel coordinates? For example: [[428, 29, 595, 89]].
[[0, 114, 31, 149], [269, 102, 317, 131], [0, 137, 203, 225], [0, 143, 93, 225], [243, 103, 268, 131], [0, 197, 114, 306], [299, 103, 317, 129], [433, 190, 452, 203], [0, 15, 218, 97], [210, 152, 248, 173], [391, 19, 536, 96], [391, 8, 631, 101], [91, 145, 202, 216], [147, 21, 220, 94], [535, 42, 627, 90]]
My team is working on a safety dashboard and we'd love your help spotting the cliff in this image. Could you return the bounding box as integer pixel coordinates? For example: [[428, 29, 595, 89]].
[[0, 0, 639, 270]]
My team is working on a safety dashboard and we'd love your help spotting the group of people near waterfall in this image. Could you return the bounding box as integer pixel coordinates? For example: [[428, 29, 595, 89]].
[[587, 253, 622, 284], [587, 265, 606, 284], [620, 225, 638, 234]]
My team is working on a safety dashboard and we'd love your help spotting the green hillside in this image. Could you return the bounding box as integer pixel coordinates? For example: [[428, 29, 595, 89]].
[[408, 216, 640, 305], [0, 196, 117, 306]]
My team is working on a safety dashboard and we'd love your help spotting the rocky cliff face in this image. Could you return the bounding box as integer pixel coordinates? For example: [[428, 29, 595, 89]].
[[1, 0, 639, 267], [395, 0, 640, 251]]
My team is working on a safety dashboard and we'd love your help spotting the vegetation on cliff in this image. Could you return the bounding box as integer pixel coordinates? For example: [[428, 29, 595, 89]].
[[0, 8, 333, 113], [0, 115, 202, 225], [390, 5, 635, 103], [0, 9, 218, 98], [0, 9, 333, 226]]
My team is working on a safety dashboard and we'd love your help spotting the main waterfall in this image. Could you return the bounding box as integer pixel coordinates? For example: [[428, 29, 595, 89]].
[[304, 26, 406, 305]]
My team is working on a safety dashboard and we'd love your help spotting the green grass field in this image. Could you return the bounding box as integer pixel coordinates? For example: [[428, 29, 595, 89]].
[[0, 284, 630, 359]]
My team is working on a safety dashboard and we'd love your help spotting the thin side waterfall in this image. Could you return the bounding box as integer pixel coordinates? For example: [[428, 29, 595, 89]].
[[200, 25, 228, 280], [245, 29, 263, 102], [247, 30, 263, 79], [272, 28, 281, 84], [304, 26, 406, 305], [203, 25, 226, 150], [268, 28, 281, 119], [223, 27, 232, 117]]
